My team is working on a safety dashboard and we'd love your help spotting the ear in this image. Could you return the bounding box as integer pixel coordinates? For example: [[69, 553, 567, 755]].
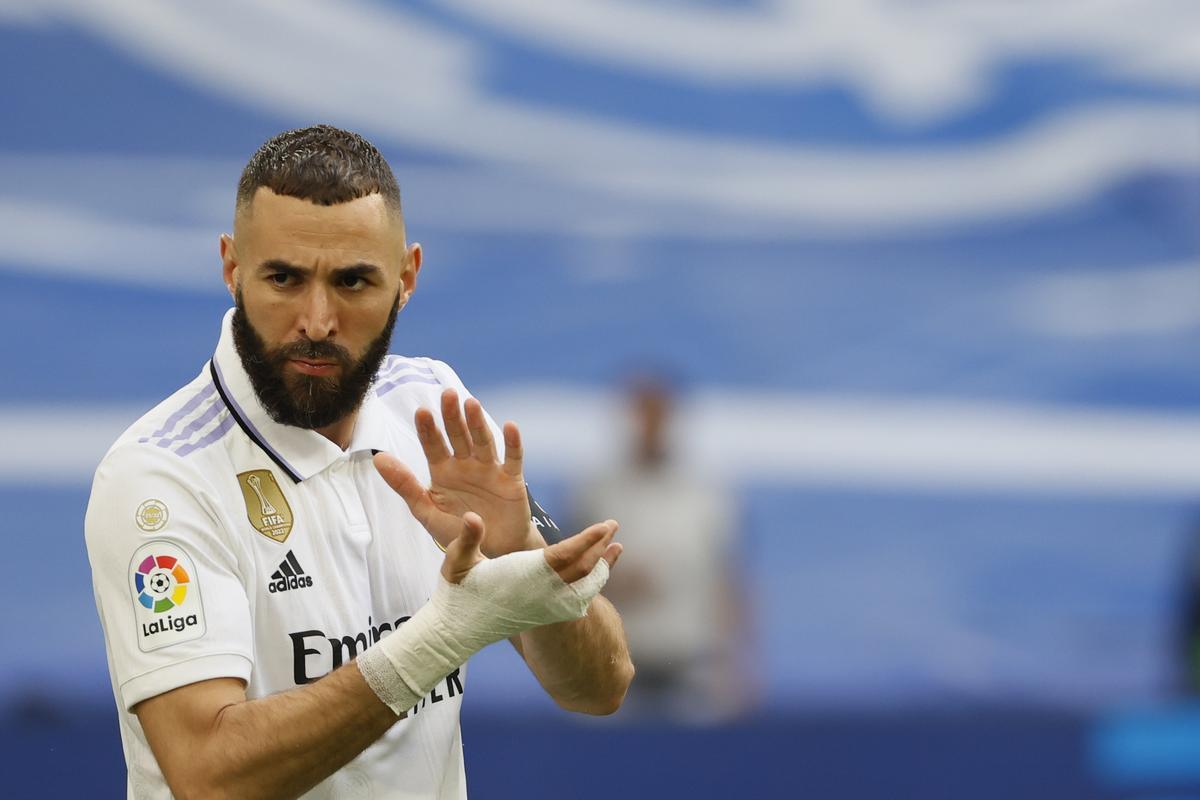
[[399, 242, 422, 308], [219, 234, 238, 299]]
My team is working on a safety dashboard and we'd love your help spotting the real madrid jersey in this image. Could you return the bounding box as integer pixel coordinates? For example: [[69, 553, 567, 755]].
[[84, 308, 512, 800]]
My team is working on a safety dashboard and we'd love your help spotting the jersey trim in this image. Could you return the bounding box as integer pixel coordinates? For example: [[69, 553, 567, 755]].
[[175, 413, 236, 456], [376, 372, 442, 398], [119, 652, 253, 711], [377, 355, 435, 383], [209, 359, 303, 484], [139, 382, 217, 444], [374, 357, 440, 398]]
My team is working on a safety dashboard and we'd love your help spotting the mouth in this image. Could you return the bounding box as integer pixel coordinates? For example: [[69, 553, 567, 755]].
[[288, 359, 340, 377]]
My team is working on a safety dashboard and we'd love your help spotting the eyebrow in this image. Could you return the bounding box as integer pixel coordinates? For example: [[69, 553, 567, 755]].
[[258, 259, 383, 280]]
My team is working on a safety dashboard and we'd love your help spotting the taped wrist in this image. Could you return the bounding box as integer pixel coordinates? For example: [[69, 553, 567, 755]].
[[358, 549, 609, 715]]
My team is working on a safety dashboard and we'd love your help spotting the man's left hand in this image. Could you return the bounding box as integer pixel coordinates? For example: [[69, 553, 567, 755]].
[[373, 389, 542, 557]]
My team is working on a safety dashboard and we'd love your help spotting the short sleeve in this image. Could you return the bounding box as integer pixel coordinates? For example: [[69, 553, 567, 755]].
[[85, 443, 253, 711]]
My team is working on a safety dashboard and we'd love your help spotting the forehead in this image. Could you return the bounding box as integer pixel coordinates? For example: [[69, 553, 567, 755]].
[[238, 188, 403, 267]]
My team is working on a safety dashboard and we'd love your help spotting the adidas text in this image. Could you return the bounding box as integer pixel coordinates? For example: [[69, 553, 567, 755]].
[[270, 574, 314, 593]]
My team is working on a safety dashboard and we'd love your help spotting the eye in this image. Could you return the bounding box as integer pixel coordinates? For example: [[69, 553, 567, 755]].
[[269, 272, 294, 287], [340, 274, 368, 290]]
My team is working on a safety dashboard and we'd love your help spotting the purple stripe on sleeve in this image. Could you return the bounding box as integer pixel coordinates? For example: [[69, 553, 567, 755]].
[[156, 399, 223, 448], [376, 357, 435, 383], [139, 382, 216, 443], [174, 413, 236, 456], [375, 373, 442, 398]]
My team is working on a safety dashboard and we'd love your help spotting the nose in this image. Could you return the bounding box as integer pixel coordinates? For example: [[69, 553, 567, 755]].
[[297, 284, 337, 341]]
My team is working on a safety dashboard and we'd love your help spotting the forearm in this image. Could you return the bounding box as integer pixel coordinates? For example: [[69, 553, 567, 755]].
[[163, 666, 397, 799], [142, 507, 616, 798], [514, 595, 634, 715]]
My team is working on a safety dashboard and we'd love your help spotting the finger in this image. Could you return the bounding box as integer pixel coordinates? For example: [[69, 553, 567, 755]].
[[414, 408, 451, 465], [373, 452, 433, 521], [375, 451, 463, 551], [602, 542, 623, 570], [555, 527, 616, 584], [501, 421, 523, 478], [441, 389, 473, 459], [442, 512, 486, 584], [543, 521, 611, 568], [544, 521, 616, 582], [464, 397, 499, 464], [576, 519, 620, 574]]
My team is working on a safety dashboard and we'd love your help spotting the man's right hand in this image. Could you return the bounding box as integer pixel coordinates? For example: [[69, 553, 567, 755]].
[[355, 509, 620, 720], [440, 509, 622, 587], [425, 511, 621, 656]]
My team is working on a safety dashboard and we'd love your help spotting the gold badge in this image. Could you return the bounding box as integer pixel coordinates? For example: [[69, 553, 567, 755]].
[[237, 470, 294, 543], [135, 499, 169, 532]]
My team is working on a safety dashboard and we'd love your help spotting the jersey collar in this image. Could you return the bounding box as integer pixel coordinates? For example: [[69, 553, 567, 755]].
[[210, 308, 392, 483]]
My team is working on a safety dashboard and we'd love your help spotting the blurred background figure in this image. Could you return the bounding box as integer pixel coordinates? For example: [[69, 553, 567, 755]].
[[572, 371, 751, 723]]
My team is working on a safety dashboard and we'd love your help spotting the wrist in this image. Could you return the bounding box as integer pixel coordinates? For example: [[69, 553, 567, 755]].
[[521, 521, 548, 551], [483, 521, 546, 558], [358, 602, 449, 716]]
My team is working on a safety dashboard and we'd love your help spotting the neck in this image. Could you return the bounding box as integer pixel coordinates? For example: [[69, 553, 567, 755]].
[[316, 410, 358, 451]]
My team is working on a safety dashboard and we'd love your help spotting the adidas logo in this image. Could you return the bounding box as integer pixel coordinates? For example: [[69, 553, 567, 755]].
[[269, 550, 314, 594]]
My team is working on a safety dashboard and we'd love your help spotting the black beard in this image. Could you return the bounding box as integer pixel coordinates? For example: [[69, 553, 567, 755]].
[[231, 292, 398, 430]]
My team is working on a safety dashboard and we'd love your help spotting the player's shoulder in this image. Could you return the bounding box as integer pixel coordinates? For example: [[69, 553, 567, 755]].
[[372, 354, 470, 408], [86, 370, 233, 551], [96, 368, 232, 482]]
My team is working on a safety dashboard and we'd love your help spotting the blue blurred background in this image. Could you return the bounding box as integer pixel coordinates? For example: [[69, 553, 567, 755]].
[[1, 1, 1198, 797]]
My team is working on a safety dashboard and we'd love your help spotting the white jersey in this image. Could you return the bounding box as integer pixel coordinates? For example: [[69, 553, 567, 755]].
[[85, 308, 500, 799]]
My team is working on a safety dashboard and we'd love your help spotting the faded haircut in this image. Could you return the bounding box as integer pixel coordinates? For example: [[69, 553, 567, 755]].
[[235, 124, 402, 215]]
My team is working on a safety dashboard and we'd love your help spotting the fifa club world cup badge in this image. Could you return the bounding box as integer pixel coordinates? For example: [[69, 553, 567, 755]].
[[237, 469, 294, 543]]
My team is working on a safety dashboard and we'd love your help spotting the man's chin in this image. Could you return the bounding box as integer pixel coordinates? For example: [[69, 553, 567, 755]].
[[269, 403, 343, 431], [282, 372, 332, 393]]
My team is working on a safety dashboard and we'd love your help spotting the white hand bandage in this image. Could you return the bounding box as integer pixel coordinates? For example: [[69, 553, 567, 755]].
[[358, 549, 609, 715]]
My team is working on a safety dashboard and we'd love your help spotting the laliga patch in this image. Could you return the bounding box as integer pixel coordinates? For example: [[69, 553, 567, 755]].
[[128, 541, 206, 652]]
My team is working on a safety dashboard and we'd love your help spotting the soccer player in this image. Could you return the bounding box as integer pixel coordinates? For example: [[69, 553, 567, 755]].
[[84, 125, 634, 799]]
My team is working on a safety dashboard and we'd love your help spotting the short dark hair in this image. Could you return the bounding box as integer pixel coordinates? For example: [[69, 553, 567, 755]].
[[236, 124, 402, 215]]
